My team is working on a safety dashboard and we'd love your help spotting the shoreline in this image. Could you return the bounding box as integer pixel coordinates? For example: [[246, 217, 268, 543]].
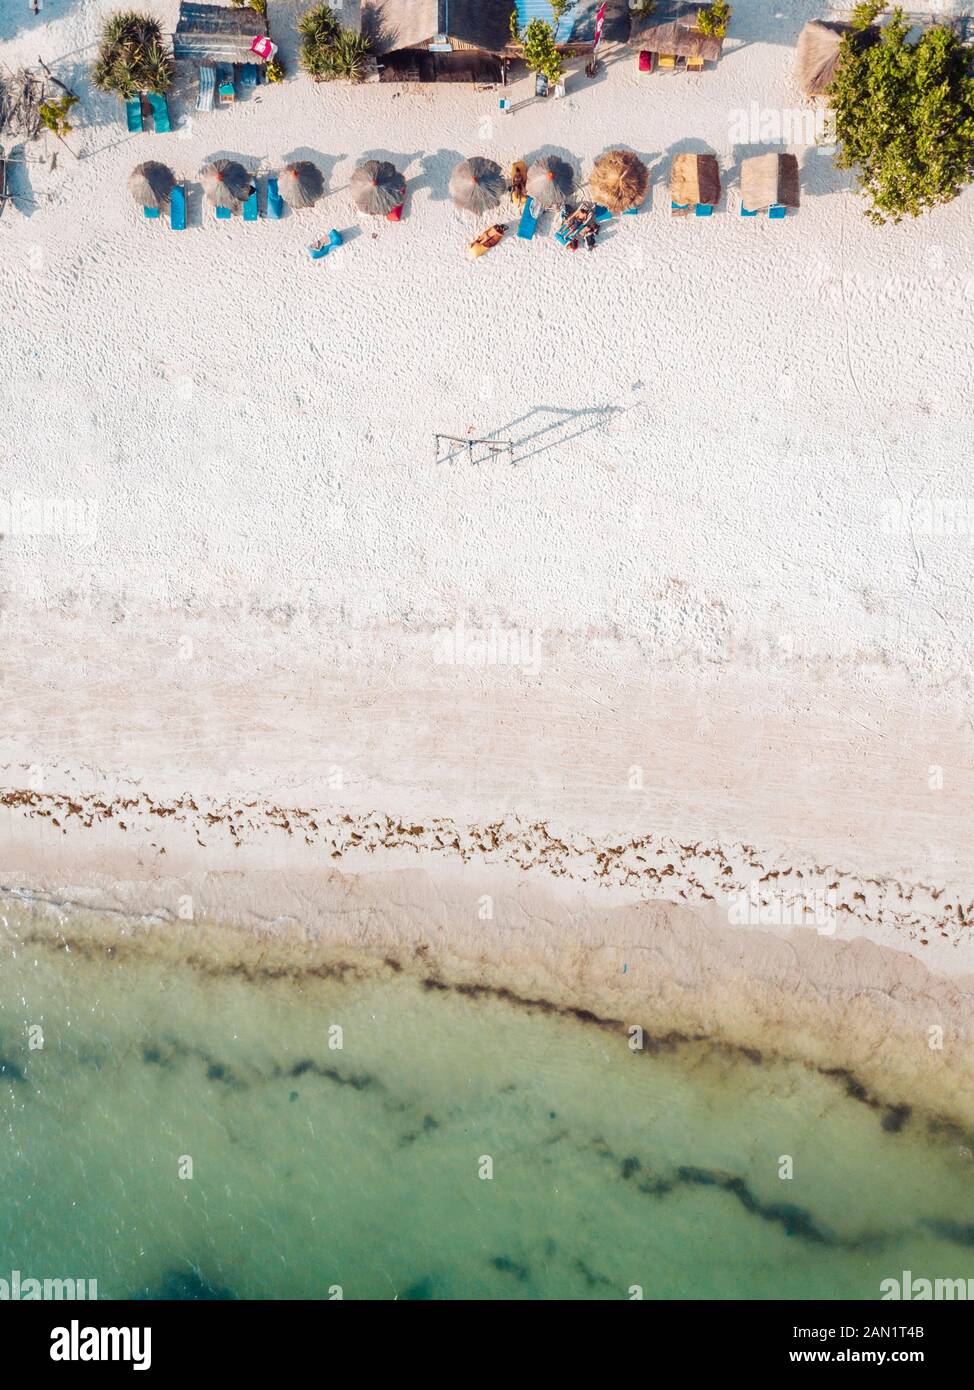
[[3, 848, 973, 1135]]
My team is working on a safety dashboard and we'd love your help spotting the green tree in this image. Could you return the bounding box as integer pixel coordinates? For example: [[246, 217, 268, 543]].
[[39, 95, 78, 137], [697, 1, 731, 40], [850, 1, 885, 29], [516, 16, 564, 86], [298, 4, 369, 82], [829, 7, 974, 223], [92, 12, 174, 98]]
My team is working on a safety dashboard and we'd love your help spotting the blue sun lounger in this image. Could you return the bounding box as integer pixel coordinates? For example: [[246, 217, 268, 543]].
[[671, 199, 690, 214], [216, 64, 235, 103], [143, 206, 160, 220], [243, 185, 259, 221], [240, 63, 259, 89], [593, 204, 612, 225], [309, 229, 343, 260], [740, 204, 759, 217], [517, 197, 541, 240], [768, 203, 787, 219], [196, 66, 215, 112], [147, 92, 171, 134], [215, 205, 232, 220], [125, 96, 143, 133], [266, 176, 284, 219], [170, 184, 187, 231], [695, 203, 713, 217]]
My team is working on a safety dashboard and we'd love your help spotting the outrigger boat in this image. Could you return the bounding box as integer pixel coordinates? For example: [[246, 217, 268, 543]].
[[468, 222, 508, 259]]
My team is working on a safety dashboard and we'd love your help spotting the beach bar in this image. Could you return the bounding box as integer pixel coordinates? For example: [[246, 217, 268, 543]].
[[363, 1, 510, 82], [172, 2, 270, 63], [629, 2, 724, 72]]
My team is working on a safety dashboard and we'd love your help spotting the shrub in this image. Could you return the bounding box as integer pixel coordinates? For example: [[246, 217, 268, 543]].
[[92, 12, 174, 98], [829, 7, 974, 223], [697, 1, 731, 40], [39, 95, 79, 138]]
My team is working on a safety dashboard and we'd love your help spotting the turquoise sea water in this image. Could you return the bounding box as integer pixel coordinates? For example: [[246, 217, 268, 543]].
[[0, 917, 971, 1300]]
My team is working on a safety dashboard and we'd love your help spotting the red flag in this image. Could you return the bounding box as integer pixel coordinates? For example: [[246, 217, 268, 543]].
[[593, 1, 607, 47]]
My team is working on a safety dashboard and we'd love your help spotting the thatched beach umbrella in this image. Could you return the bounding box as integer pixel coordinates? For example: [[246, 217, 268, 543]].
[[526, 155, 573, 208], [199, 159, 253, 211], [589, 150, 649, 214], [350, 159, 406, 216], [740, 153, 800, 212], [279, 161, 324, 210], [129, 161, 175, 210], [795, 19, 879, 97], [670, 153, 721, 208], [449, 157, 507, 216]]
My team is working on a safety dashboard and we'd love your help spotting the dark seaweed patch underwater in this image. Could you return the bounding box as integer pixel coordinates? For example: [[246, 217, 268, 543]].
[[0, 933, 972, 1299]]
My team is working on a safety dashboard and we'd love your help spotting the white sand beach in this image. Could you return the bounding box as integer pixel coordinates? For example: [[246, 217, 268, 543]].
[[1, 2, 973, 1120]]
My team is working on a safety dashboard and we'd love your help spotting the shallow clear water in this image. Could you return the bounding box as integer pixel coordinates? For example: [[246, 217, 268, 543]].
[[0, 920, 971, 1300]]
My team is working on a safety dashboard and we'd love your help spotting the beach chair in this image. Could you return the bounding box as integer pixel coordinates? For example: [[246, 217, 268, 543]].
[[240, 64, 258, 89], [215, 205, 232, 221], [143, 206, 160, 220], [147, 92, 171, 134], [671, 200, 690, 216], [386, 203, 404, 222], [658, 53, 677, 70], [243, 185, 259, 222], [170, 184, 187, 231], [768, 204, 787, 219], [125, 96, 143, 133], [740, 204, 759, 217], [266, 175, 284, 219], [593, 204, 612, 226], [309, 229, 343, 260], [638, 51, 653, 73], [196, 66, 215, 112], [695, 203, 713, 217], [517, 197, 540, 240], [217, 65, 235, 104], [686, 56, 705, 72]]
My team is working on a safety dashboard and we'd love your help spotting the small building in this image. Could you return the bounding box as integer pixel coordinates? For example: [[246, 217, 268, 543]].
[[363, 0, 511, 82], [172, 2, 270, 64], [629, 2, 725, 71]]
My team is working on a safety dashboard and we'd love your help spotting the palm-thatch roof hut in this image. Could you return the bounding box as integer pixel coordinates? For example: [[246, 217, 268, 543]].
[[279, 161, 324, 210], [449, 157, 506, 215], [740, 153, 800, 212], [129, 160, 175, 209], [589, 150, 649, 213], [199, 158, 253, 210], [173, 1, 270, 63], [794, 19, 880, 97], [350, 159, 406, 215], [629, 3, 724, 62], [526, 155, 573, 208], [670, 153, 721, 208]]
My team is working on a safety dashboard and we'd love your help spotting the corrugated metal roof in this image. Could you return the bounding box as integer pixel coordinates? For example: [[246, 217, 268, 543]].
[[513, 0, 593, 44]]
